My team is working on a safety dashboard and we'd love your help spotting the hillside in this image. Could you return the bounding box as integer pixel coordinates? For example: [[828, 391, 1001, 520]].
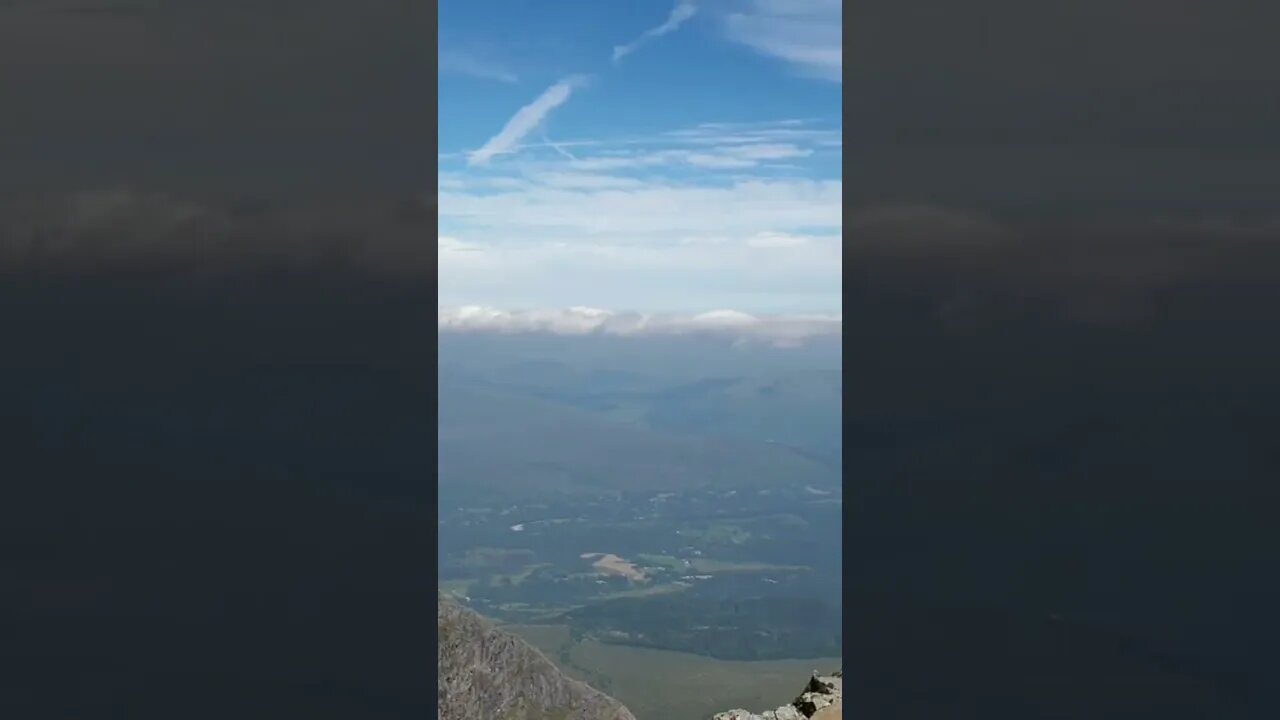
[[439, 596, 636, 720]]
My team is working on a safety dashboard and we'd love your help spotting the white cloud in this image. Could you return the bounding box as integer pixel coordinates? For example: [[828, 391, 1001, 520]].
[[722, 0, 841, 82], [438, 235, 483, 253], [525, 171, 648, 190], [663, 125, 841, 147], [468, 76, 589, 166], [612, 0, 698, 63], [437, 225, 841, 314], [445, 119, 838, 170], [683, 153, 757, 169], [682, 142, 815, 168], [438, 306, 841, 347], [567, 152, 679, 171], [439, 119, 841, 313], [724, 143, 814, 160], [746, 231, 822, 248], [439, 178, 841, 237], [562, 142, 814, 171]]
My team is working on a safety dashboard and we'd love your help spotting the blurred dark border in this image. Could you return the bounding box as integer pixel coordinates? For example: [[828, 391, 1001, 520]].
[[0, 2, 438, 717], [845, 1, 1280, 718]]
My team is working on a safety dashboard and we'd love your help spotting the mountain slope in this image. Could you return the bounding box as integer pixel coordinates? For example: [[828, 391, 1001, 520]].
[[438, 597, 635, 720]]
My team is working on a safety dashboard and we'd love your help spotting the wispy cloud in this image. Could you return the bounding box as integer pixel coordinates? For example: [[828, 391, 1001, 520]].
[[439, 178, 841, 237], [439, 50, 518, 84], [565, 140, 817, 171], [436, 171, 842, 312], [445, 117, 841, 313], [560, 134, 819, 169], [458, 117, 835, 170], [612, 0, 698, 63], [460, 120, 830, 172], [468, 76, 589, 166], [722, 0, 841, 82], [663, 120, 841, 146]]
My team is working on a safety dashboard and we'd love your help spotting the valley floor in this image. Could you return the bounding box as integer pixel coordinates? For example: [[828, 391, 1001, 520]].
[[505, 623, 840, 720]]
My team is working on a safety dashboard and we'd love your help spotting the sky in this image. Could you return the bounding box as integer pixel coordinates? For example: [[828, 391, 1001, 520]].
[[438, 0, 842, 316]]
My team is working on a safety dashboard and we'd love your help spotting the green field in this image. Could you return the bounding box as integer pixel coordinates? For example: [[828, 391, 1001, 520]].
[[635, 553, 685, 571], [488, 562, 551, 587], [505, 623, 840, 720], [688, 558, 810, 574], [686, 521, 752, 545], [460, 546, 536, 569], [598, 581, 691, 601]]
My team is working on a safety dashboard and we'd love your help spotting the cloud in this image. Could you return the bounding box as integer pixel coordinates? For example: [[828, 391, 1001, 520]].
[[612, 0, 698, 63], [443, 119, 837, 173], [746, 231, 815, 248], [439, 178, 841, 237], [438, 235, 484, 253], [437, 223, 841, 314], [522, 171, 646, 190], [662, 121, 841, 147], [468, 76, 589, 166], [438, 306, 840, 347], [723, 0, 841, 82], [686, 142, 816, 168], [441, 119, 841, 313], [439, 50, 518, 84], [562, 142, 814, 171]]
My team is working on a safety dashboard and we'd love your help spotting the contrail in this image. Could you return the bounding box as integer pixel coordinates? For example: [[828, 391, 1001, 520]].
[[468, 76, 589, 166], [542, 134, 579, 161], [467, 2, 696, 166], [612, 1, 697, 64]]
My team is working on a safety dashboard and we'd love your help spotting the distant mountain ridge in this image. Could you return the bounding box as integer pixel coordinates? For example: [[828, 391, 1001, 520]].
[[437, 373, 838, 504]]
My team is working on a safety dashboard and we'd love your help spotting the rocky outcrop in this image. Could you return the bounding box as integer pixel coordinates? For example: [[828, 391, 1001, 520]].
[[438, 595, 636, 720], [712, 670, 842, 720]]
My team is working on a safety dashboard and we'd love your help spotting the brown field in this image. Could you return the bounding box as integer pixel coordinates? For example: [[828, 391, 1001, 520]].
[[580, 552, 647, 581]]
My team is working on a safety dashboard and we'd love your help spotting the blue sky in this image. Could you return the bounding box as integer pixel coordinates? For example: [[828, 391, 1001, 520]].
[[439, 0, 842, 317]]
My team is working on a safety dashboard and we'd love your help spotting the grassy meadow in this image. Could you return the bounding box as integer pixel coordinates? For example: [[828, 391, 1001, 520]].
[[506, 623, 840, 720]]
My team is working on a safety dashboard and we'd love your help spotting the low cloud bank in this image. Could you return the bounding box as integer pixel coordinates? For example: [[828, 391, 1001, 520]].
[[438, 306, 840, 347]]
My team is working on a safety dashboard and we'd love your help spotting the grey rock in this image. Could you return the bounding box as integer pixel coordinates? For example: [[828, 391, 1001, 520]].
[[712, 669, 842, 720], [438, 595, 636, 720], [764, 705, 806, 720]]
